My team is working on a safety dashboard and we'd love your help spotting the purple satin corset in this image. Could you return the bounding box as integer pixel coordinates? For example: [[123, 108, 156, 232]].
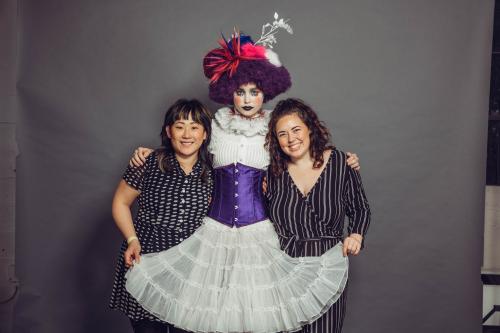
[[207, 163, 268, 227]]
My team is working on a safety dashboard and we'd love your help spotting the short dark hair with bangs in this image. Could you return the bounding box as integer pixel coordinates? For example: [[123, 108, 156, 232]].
[[157, 98, 213, 183]]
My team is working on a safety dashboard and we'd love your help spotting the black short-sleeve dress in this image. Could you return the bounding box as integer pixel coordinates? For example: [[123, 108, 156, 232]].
[[109, 151, 212, 322], [266, 149, 371, 333]]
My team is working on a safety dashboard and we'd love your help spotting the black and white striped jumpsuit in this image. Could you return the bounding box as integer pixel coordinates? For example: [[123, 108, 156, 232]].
[[266, 148, 371, 333]]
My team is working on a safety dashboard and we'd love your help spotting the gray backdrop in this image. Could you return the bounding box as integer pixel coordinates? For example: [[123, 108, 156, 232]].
[[11, 0, 493, 332]]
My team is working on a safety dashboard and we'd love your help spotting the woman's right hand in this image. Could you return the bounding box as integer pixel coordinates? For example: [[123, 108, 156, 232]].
[[129, 147, 154, 167], [124, 239, 142, 268]]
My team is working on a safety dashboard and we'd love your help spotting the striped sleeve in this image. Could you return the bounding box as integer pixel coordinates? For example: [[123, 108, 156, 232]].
[[344, 166, 371, 238]]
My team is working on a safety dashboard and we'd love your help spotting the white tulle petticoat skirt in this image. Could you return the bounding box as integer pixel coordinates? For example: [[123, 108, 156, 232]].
[[125, 217, 348, 333]]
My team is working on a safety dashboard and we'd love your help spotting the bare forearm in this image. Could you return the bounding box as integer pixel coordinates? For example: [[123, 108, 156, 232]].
[[112, 179, 141, 241], [112, 201, 137, 241]]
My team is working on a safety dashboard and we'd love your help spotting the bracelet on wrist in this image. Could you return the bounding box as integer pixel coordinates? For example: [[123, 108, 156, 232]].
[[127, 236, 138, 245]]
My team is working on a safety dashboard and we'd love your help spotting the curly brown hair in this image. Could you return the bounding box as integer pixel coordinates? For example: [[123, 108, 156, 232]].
[[265, 98, 334, 177]]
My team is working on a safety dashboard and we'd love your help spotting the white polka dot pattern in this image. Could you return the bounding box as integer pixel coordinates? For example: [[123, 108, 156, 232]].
[[109, 151, 212, 321]]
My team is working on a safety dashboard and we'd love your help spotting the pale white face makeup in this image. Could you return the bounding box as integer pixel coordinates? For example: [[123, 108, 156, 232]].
[[275, 113, 312, 162], [232, 82, 264, 118], [166, 114, 207, 159]]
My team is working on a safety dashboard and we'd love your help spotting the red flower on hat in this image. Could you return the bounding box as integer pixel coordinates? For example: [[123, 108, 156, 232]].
[[203, 30, 267, 84]]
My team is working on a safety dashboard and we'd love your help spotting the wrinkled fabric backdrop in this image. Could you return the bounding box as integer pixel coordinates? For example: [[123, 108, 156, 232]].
[[10, 0, 492, 332]]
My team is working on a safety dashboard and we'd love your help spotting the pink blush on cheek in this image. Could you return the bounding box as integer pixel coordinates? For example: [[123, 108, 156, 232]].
[[233, 96, 243, 106], [253, 95, 264, 109]]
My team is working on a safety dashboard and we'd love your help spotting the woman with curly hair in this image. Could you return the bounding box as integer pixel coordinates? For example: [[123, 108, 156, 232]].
[[122, 28, 367, 332], [265, 98, 371, 333]]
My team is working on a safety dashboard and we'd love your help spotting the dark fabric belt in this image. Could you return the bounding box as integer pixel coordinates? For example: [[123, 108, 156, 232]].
[[278, 233, 343, 257]]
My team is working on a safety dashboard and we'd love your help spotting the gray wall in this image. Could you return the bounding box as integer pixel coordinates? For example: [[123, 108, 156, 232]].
[[0, 1, 20, 333], [12, 1, 492, 332]]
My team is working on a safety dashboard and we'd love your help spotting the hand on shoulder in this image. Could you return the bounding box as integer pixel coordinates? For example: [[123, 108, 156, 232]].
[[129, 147, 154, 167], [346, 151, 360, 171]]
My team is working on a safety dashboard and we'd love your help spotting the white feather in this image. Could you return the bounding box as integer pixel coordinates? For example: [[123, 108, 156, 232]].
[[265, 49, 282, 67]]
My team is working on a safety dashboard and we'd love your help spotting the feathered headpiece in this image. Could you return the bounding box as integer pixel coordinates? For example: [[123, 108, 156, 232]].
[[203, 31, 268, 84], [203, 12, 293, 105]]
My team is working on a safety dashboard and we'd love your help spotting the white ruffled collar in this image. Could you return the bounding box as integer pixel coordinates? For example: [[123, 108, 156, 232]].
[[214, 107, 271, 137]]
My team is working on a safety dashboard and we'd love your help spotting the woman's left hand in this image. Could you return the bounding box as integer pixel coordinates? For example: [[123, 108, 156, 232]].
[[346, 152, 360, 171], [342, 233, 363, 257], [124, 239, 142, 268]]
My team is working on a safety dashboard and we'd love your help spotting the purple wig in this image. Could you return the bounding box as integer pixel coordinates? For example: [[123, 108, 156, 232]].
[[203, 53, 292, 105]]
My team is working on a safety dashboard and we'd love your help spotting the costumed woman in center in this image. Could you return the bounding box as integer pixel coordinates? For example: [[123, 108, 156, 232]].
[[125, 17, 359, 333]]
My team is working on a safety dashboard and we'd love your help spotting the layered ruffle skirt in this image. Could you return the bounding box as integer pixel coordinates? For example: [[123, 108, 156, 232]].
[[125, 218, 348, 333]]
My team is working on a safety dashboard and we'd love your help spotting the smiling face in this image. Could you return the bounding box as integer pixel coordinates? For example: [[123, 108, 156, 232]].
[[166, 113, 207, 159], [233, 82, 264, 118], [275, 113, 312, 162]]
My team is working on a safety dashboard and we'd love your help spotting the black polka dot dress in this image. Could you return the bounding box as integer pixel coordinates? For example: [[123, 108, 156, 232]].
[[123, 109, 350, 333], [109, 151, 212, 322]]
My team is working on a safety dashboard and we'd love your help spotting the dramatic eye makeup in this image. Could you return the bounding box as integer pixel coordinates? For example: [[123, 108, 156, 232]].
[[250, 88, 261, 96], [235, 88, 261, 97]]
